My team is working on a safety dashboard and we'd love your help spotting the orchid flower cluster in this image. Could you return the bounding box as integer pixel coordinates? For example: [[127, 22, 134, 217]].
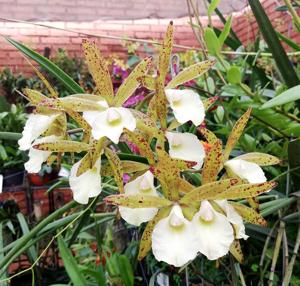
[[18, 22, 280, 267]]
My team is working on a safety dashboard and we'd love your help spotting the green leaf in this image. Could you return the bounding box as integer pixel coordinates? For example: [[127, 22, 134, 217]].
[[204, 28, 221, 56], [248, 0, 299, 92], [0, 145, 8, 160], [16, 213, 38, 263], [227, 66, 242, 84], [207, 0, 221, 16], [118, 255, 134, 286], [57, 236, 87, 286], [276, 31, 300, 51], [0, 223, 8, 286], [261, 85, 300, 109], [6, 37, 84, 94], [219, 15, 233, 46], [0, 132, 22, 141]]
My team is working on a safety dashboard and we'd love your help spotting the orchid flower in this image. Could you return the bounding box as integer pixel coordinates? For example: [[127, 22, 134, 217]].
[[24, 135, 59, 173], [83, 101, 136, 144], [69, 157, 102, 204], [119, 171, 159, 226], [152, 205, 199, 267], [18, 113, 59, 151], [165, 89, 205, 126], [224, 159, 267, 184], [165, 131, 205, 170], [192, 200, 234, 260], [216, 200, 248, 240]]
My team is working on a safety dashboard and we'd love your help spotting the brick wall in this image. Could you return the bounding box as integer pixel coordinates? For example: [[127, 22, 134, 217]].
[[0, 0, 246, 21], [0, 0, 299, 74]]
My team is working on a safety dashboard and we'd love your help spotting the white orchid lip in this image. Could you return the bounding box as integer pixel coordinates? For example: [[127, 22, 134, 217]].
[[69, 158, 102, 204], [83, 107, 136, 144], [198, 200, 215, 222], [165, 89, 205, 126], [119, 171, 158, 226], [166, 132, 206, 170], [152, 204, 199, 267], [106, 109, 122, 125], [224, 159, 267, 184], [192, 200, 234, 260]]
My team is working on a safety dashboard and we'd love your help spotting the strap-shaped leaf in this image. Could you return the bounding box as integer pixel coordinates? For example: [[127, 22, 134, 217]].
[[203, 96, 218, 111], [230, 240, 244, 263], [59, 97, 107, 112], [158, 21, 173, 81], [210, 181, 277, 200], [23, 88, 49, 105], [166, 59, 216, 89], [123, 129, 155, 165], [82, 39, 114, 105], [155, 79, 168, 129], [138, 75, 155, 91], [223, 108, 252, 161], [105, 147, 124, 193], [230, 202, 267, 226], [138, 207, 171, 260], [180, 179, 239, 204], [114, 57, 152, 106], [104, 194, 172, 208], [198, 128, 219, 146], [33, 140, 90, 152], [202, 139, 223, 184], [234, 152, 281, 166], [76, 152, 93, 176]]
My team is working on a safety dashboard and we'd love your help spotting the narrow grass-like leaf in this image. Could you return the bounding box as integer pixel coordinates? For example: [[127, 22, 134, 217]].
[[16, 213, 38, 263], [219, 15, 232, 46], [57, 236, 87, 286], [6, 37, 84, 94], [249, 0, 299, 91], [261, 85, 300, 109]]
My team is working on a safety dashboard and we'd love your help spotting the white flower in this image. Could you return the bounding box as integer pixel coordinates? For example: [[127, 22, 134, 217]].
[[119, 171, 158, 226], [216, 200, 248, 240], [192, 200, 234, 260], [18, 113, 58, 151], [152, 205, 199, 267], [165, 89, 205, 126], [165, 131, 205, 170], [224, 159, 266, 184], [24, 135, 59, 173], [69, 157, 102, 204], [83, 106, 136, 144], [0, 174, 3, 194]]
